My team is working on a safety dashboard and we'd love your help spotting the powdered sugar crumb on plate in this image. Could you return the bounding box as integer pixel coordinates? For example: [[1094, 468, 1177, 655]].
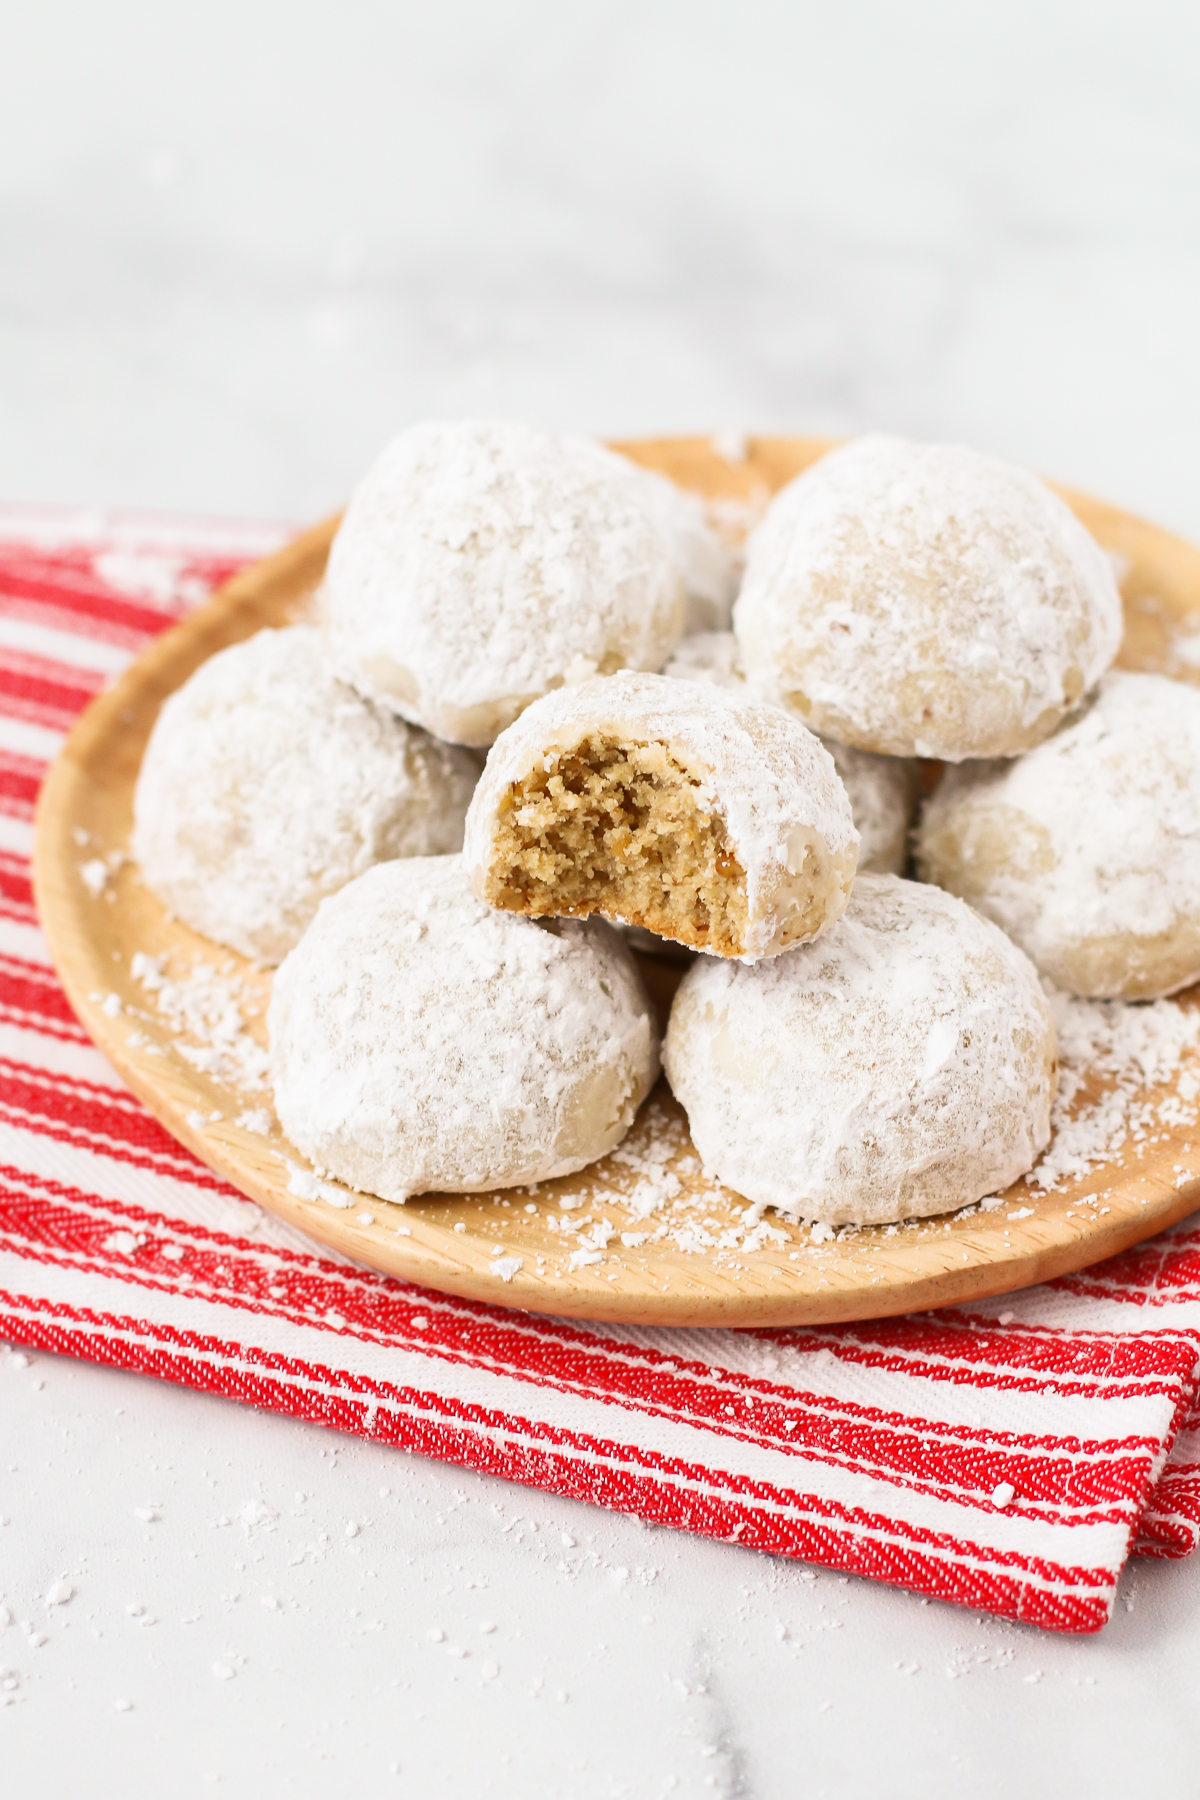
[[1030, 988, 1200, 1191], [236, 1108, 273, 1135], [130, 950, 270, 1090], [285, 1163, 359, 1209]]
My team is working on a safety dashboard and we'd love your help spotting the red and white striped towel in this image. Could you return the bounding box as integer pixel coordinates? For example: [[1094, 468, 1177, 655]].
[[2, 508, 1199, 1636]]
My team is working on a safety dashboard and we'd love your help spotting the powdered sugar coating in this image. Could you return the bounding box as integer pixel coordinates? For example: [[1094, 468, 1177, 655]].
[[323, 420, 690, 746], [463, 670, 859, 959], [824, 743, 917, 877], [662, 630, 745, 690], [917, 671, 1200, 999], [268, 856, 660, 1202], [734, 435, 1123, 761], [133, 626, 479, 964], [664, 874, 1056, 1224], [645, 483, 741, 633], [663, 630, 916, 874]]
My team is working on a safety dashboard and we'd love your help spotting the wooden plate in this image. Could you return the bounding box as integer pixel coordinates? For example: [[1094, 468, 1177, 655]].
[[32, 436, 1200, 1327]]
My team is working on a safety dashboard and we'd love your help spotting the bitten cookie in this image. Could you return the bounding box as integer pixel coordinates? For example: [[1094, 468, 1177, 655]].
[[663, 874, 1056, 1225], [132, 626, 479, 964], [917, 670, 1200, 999], [734, 435, 1123, 761], [269, 856, 660, 1202], [462, 670, 859, 961], [664, 630, 917, 874], [322, 419, 693, 746]]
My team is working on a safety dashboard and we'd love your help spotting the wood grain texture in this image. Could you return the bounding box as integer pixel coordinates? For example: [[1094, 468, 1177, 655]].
[[31, 436, 1200, 1327]]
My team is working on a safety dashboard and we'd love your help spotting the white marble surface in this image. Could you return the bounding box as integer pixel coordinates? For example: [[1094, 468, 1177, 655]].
[[3, 3, 1200, 1793]]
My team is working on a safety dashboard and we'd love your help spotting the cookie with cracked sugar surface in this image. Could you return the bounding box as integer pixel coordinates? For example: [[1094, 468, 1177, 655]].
[[322, 419, 697, 747], [663, 874, 1056, 1225], [463, 670, 859, 961], [663, 630, 917, 874], [268, 855, 660, 1203], [132, 624, 479, 965], [734, 435, 1123, 761], [917, 670, 1200, 999]]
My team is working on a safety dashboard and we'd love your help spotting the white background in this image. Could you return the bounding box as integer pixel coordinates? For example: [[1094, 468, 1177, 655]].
[[3, 3, 1200, 1794]]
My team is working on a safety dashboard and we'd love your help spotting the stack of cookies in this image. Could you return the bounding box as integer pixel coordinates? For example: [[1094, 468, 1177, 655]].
[[133, 421, 1198, 1228]]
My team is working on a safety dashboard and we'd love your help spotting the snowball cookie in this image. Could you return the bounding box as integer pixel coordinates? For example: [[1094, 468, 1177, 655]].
[[647, 485, 740, 634], [132, 626, 479, 964], [268, 856, 660, 1202], [323, 419, 691, 747], [663, 631, 917, 874], [663, 874, 1056, 1225], [463, 670, 859, 961], [826, 742, 917, 877], [662, 629, 745, 690], [916, 671, 1200, 999], [734, 435, 1123, 761]]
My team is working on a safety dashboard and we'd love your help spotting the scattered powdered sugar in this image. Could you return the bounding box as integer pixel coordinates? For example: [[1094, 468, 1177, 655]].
[[285, 1163, 356, 1208], [538, 1096, 800, 1266], [610, 1131, 685, 1218], [1029, 987, 1200, 1190], [79, 848, 127, 898], [130, 951, 270, 1090], [237, 1108, 273, 1136]]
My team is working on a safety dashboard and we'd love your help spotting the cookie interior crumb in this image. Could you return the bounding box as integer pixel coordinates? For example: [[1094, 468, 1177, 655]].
[[478, 732, 752, 953]]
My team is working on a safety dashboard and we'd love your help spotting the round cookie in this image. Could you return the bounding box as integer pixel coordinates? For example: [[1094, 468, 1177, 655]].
[[133, 625, 479, 964], [825, 742, 916, 878], [662, 629, 745, 690], [663, 631, 917, 874], [733, 435, 1123, 761], [916, 670, 1200, 999], [663, 874, 1056, 1225], [463, 670, 859, 961], [323, 419, 690, 746], [268, 856, 660, 1202], [651, 487, 741, 634]]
